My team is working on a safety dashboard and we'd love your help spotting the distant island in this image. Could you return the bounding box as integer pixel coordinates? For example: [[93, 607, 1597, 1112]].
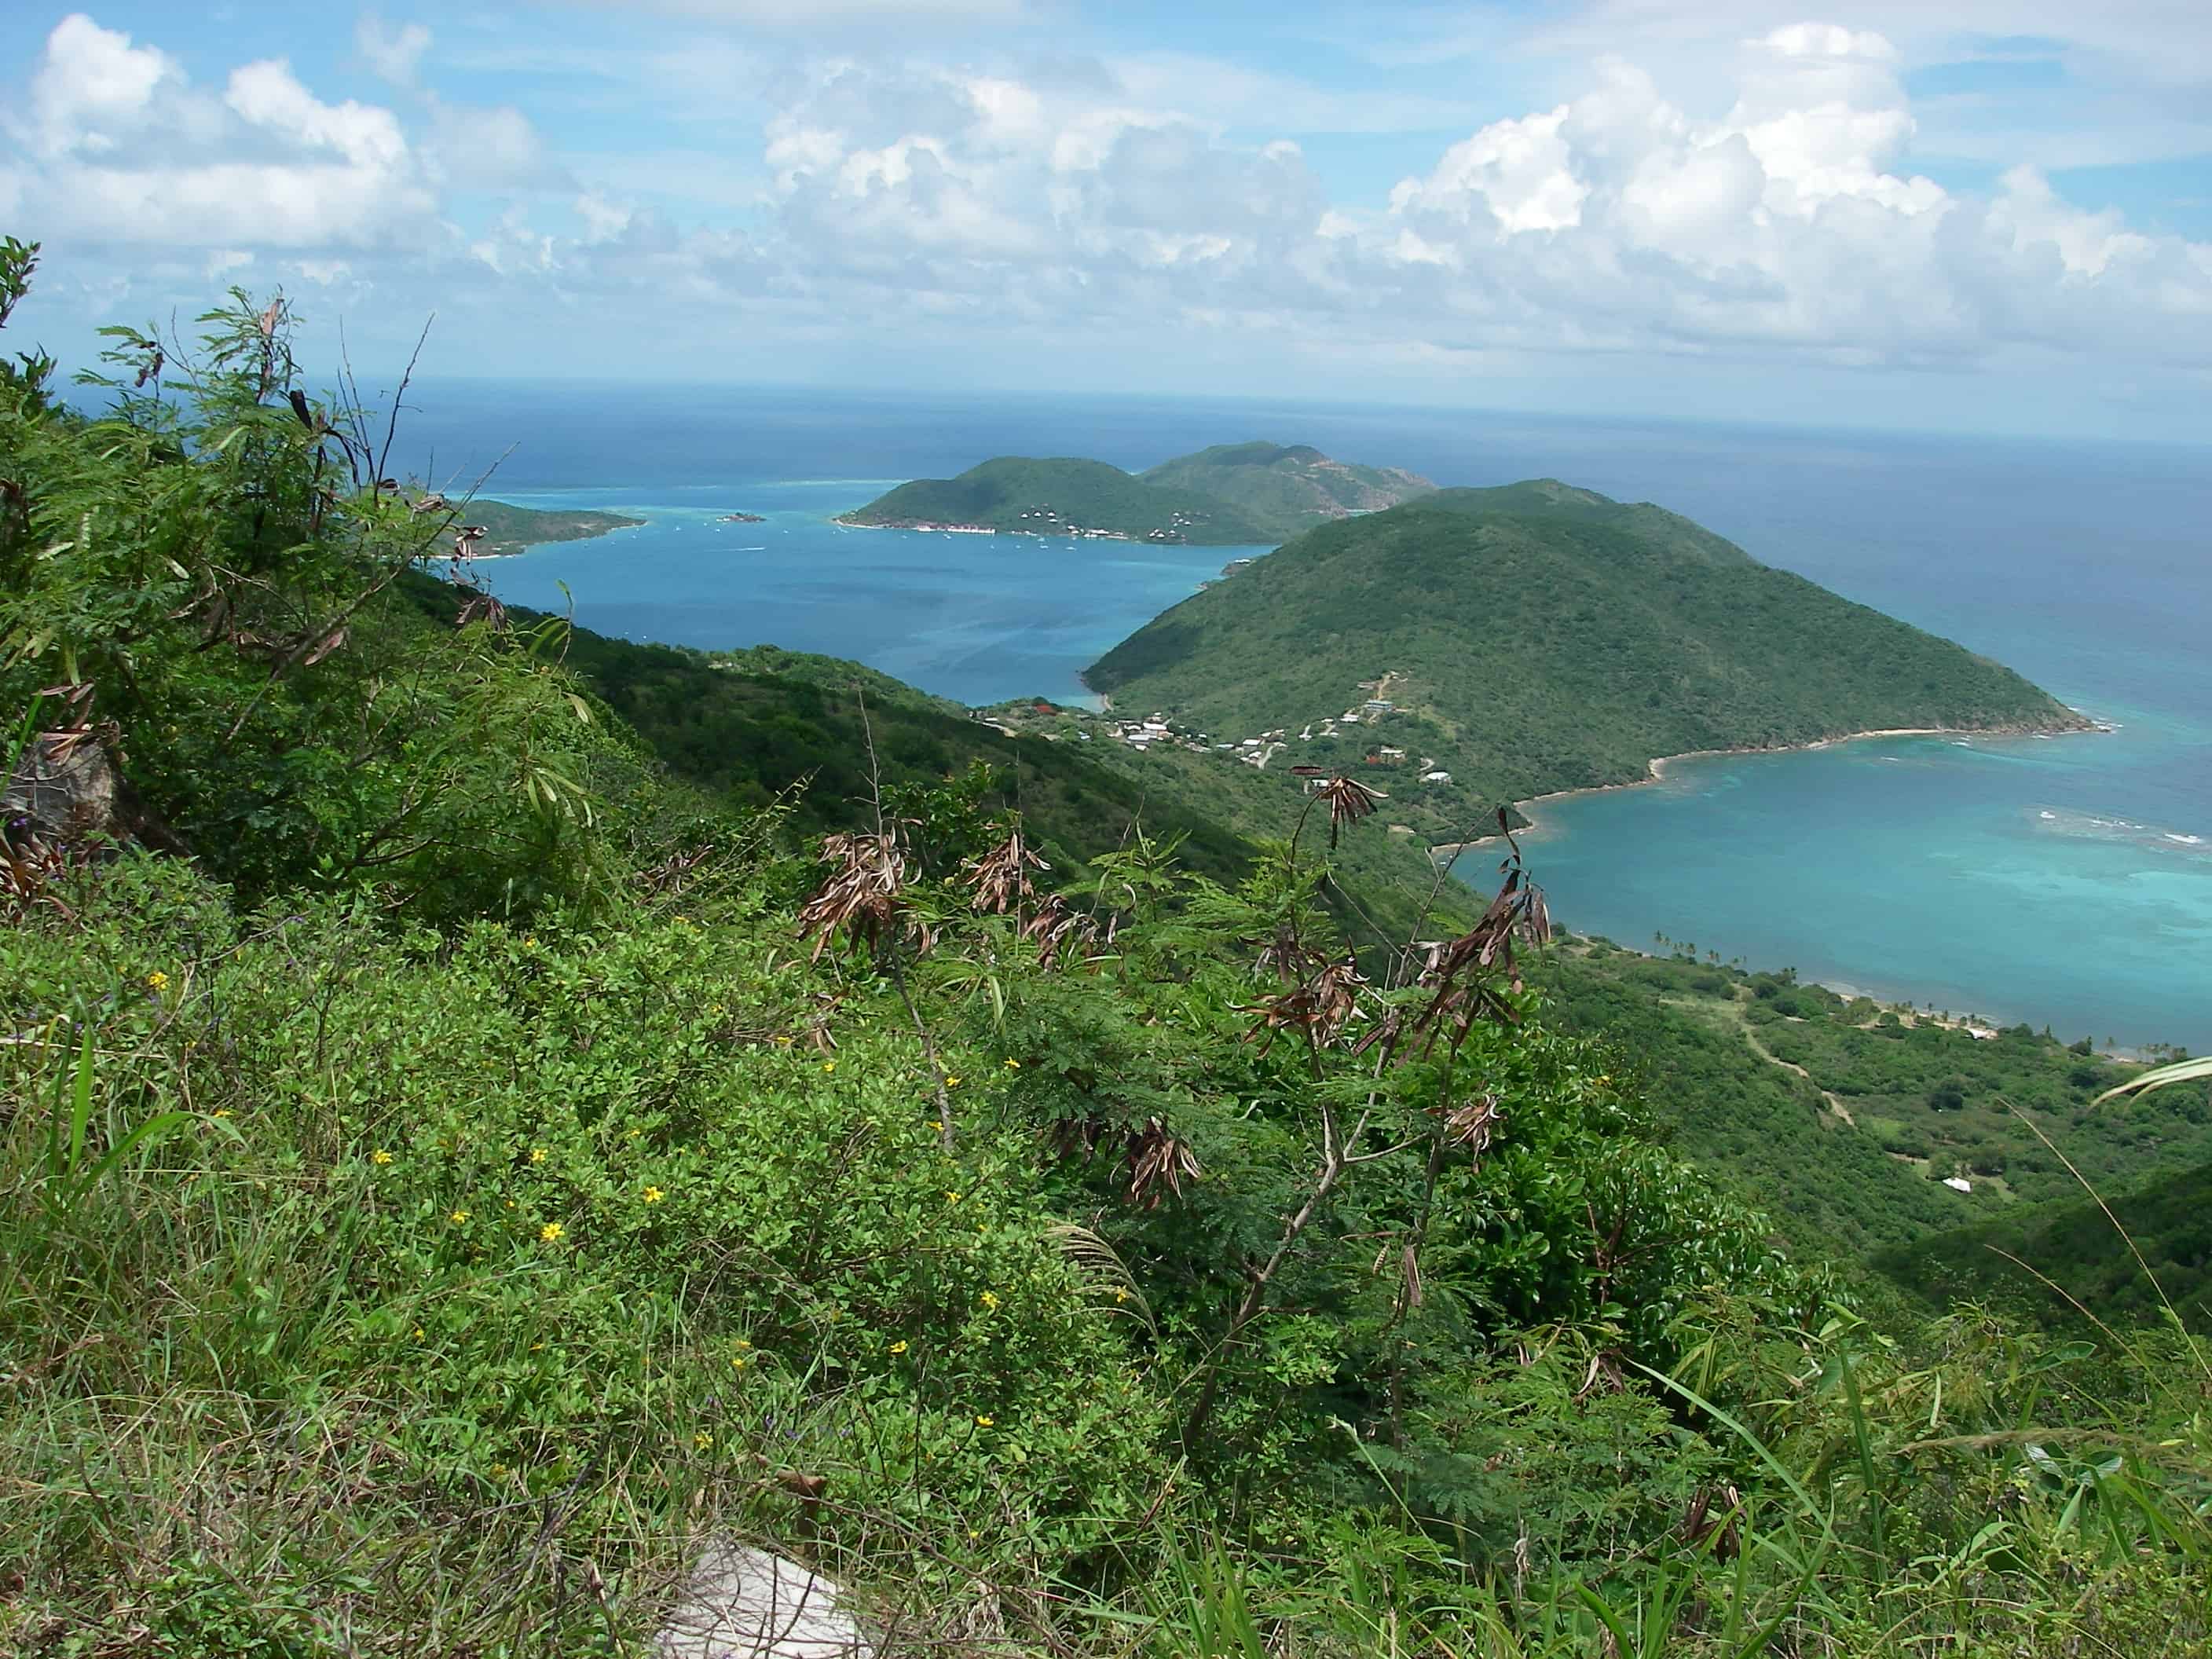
[[720, 511, 764, 523], [456, 500, 645, 558], [835, 441, 1434, 545], [1083, 478, 2091, 840]]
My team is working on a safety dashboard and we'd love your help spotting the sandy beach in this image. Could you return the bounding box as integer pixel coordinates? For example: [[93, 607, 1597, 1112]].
[[1430, 721, 2099, 857]]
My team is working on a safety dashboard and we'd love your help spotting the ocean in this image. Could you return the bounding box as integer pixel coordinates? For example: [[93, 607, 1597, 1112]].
[[394, 382, 2212, 1050]]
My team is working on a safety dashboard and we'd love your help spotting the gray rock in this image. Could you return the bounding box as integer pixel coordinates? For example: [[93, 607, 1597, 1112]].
[[4, 731, 183, 853], [655, 1540, 870, 1658]]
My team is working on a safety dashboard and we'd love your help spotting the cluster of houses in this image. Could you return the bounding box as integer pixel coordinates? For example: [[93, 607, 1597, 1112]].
[[1011, 505, 1207, 544], [1084, 692, 1454, 786]]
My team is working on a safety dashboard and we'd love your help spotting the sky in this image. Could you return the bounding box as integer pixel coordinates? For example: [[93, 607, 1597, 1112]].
[[2, 2, 2209, 441]]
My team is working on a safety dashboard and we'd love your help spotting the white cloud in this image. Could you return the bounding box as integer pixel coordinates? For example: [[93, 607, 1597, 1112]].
[[0, 16, 571, 255], [3, 9, 2207, 408], [1389, 109, 1588, 233], [355, 13, 433, 88], [25, 13, 180, 159]]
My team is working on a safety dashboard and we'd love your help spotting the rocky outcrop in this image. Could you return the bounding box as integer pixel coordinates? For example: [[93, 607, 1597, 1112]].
[[654, 1540, 870, 1658], [4, 731, 184, 853]]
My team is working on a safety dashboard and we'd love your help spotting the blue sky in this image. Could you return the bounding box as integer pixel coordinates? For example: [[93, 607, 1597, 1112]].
[[2, 2, 2209, 440]]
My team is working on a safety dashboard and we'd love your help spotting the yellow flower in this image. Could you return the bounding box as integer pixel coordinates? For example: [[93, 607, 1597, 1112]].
[[735, 1339, 752, 1349], [643, 1185, 665, 1204], [1113, 1287, 1129, 1303], [774, 1035, 793, 1046], [694, 1431, 712, 1449], [529, 1148, 547, 1165], [974, 1415, 994, 1428], [821, 1060, 837, 1074], [928, 1120, 943, 1132], [539, 1221, 564, 1243], [628, 1127, 643, 1140], [211, 1108, 232, 1119], [674, 915, 690, 926], [372, 1149, 394, 1166], [413, 1326, 424, 1340], [1003, 1058, 1020, 1069], [731, 1355, 747, 1371], [890, 1339, 909, 1354], [449, 1209, 471, 1224], [943, 1075, 961, 1089], [489, 1463, 509, 1478], [944, 1191, 962, 1204], [146, 971, 170, 992], [523, 936, 537, 949], [980, 1291, 1001, 1311], [529, 1341, 544, 1352]]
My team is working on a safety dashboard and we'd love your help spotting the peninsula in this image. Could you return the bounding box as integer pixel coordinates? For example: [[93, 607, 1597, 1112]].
[[460, 499, 645, 558], [1084, 479, 2089, 840]]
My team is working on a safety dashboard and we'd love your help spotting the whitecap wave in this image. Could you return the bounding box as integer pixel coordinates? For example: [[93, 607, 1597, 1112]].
[[2033, 807, 2209, 852]]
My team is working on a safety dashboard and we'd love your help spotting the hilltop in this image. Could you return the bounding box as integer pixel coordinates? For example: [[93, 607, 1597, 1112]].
[[1138, 441, 1435, 539], [835, 441, 1435, 545], [1085, 480, 2089, 836]]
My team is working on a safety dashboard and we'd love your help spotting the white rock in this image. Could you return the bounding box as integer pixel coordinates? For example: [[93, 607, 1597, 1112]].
[[657, 1540, 870, 1658]]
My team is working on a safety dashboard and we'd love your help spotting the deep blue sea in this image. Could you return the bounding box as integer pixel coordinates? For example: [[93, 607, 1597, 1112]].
[[394, 383, 2212, 1049]]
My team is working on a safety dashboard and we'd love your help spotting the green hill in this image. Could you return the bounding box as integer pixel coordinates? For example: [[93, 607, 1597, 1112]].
[[836, 456, 1275, 544], [1138, 441, 1435, 539], [1085, 480, 2087, 836], [1877, 1160, 2212, 1332]]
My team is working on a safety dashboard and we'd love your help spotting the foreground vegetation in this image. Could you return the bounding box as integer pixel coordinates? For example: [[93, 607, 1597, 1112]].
[[5, 244, 2208, 1656]]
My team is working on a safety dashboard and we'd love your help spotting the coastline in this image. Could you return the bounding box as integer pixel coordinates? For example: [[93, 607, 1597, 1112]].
[[1430, 719, 2103, 857]]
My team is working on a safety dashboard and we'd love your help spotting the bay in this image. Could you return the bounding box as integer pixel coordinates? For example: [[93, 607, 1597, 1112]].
[[394, 383, 2212, 1049]]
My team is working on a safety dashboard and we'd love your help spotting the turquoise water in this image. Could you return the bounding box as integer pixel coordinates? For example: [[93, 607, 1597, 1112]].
[[1472, 727, 2212, 1049], [401, 385, 2212, 1050], [477, 480, 1262, 707]]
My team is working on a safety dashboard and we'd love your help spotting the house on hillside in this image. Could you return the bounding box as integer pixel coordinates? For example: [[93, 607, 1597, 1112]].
[[1423, 770, 1452, 783]]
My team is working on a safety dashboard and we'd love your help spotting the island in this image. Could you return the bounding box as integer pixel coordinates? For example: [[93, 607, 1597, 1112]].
[[719, 511, 765, 524], [456, 500, 646, 558], [1082, 478, 2091, 841], [835, 441, 1436, 545]]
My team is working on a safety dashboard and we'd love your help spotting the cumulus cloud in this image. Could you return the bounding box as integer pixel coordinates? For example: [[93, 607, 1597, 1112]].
[[3, 9, 2207, 389], [0, 13, 574, 256], [573, 32, 2203, 372]]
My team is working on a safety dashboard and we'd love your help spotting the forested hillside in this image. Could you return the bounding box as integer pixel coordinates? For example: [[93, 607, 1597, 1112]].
[[1879, 1161, 2212, 1332], [1137, 441, 1435, 538], [5, 245, 2207, 1657], [837, 456, 1276, 543], [1088, 481, 2088, 834]]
